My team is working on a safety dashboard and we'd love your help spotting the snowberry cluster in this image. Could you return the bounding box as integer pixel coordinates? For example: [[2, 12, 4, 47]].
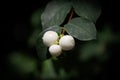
[[42, 31, 75, 56]]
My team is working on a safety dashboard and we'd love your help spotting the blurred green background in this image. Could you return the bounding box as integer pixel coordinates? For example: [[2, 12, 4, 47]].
[[1, 0, 120, 80]]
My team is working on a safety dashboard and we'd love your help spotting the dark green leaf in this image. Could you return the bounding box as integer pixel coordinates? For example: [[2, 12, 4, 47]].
[[79, 43, 98, 61], [72, 0, 101, 22], [9, 52, 37, 74], [31, 9, 43, 28], [79, 41, 108, 62], [28, 29, 42, 47], [58, 68, 68, 79], [36, 25, 61, 61], [98, 26, 115, 44], [36, 33, 47, 61], [64, 17, 96, 41], [41, 0, 71, 29], [41, 25, 62, 34], [41, 59, 57, 79]]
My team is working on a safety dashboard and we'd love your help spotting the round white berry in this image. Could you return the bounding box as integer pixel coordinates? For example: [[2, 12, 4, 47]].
[[42, 31, 58, 47], [49, 44, 62, 56], [59, 35, 75, 51]]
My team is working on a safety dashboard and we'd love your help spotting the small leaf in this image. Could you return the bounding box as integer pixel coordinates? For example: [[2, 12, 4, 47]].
[[64, 17, 96, 41], [41, 0, 71, 29], [72, 0, 101, 22], [36, 25, 61, 61]]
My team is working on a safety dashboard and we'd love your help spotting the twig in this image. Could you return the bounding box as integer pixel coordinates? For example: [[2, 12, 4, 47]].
[[61, 9, 74, 35]]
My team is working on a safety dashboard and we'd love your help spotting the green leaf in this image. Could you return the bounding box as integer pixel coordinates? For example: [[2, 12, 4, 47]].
[[36, 25, 61, 61], [41, 0, 71, 29], [41, 25, 62, 34], [72, 0, 101, 22], [58, 68, 68, 79], [64, 17, 96, 41], [79, 41, 108, 62], [9, 52, 37, 74], [41, 59, 57, 79], [28, 29, 42, 47], [31, 9, 43, 28], [79, 43, 98, 61], [98, 26, 115, 44]]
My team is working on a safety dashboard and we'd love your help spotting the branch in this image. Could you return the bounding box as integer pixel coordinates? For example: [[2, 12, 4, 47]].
[[62, 9, 74, 35]]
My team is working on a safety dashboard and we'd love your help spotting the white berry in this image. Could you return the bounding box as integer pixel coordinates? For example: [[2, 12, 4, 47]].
[[42, 31, 58, 47], [49, 44, 62, 56], [59, 35, 75, 51]]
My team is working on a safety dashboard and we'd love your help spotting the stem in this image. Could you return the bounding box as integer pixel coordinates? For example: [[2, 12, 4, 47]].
[[61, 9, 74, 35], [68, 9, 74, 22], [51, 56, 58, 60], [61, 27, 66, 35]]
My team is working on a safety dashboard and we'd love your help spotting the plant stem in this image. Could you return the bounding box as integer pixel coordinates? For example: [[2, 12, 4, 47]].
[[68, 9, 74, 22], [61, 27, 66, 35], [61, 9, 74, 35]]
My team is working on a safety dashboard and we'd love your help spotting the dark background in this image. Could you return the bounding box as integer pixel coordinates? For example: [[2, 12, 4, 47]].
[[1, 0, 120, 80]]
